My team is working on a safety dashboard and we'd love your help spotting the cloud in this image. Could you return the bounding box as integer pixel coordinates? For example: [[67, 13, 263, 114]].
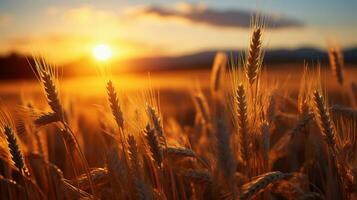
[[45, 6, 62, 17], [65, 5, 117, 24], [0, 14, 11, 27], [132, 3, 302, 29]]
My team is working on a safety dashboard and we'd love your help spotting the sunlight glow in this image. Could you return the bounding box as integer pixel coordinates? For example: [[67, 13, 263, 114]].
[[92, 44, 112, 61]]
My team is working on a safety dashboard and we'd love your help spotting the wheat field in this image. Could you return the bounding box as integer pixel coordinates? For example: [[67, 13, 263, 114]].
[[0, 24, 357, 200]]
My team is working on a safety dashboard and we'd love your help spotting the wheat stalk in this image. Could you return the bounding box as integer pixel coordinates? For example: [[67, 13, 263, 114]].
[[267, 93, 276, 123], [0, 175, 26, 199], [351, 82, 357, 102], [261, 122, 270, 171]]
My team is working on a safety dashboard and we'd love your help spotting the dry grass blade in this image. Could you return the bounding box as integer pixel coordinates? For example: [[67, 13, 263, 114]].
[[240, 171, 291, 200], [33, 131, 44, 156], [62, 180, 94, 199]]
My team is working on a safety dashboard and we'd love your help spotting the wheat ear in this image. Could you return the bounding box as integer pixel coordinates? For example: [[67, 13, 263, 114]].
[[215, 118, 235, 180], [236, 84, 250, 163], [312, 91, 336, 151], [182, 169, 212, 184], [107, 80, 124, 129], [240, 171, 291, 200], [106, 145, 128, 185], [144, 124, 163, 167], [330, 104, 357, 119], [245, 27, 262, 85], [34, 112, 60, 126], [4, 126, 29, 176], [127, 134, 140, 176], [290, 112, 314, 137], [165, 147, 195, 158], [328, 47, 344, 86], [146, 105, 165, 141], [210, 52, 227, 93], [193, 93, 210, 124]]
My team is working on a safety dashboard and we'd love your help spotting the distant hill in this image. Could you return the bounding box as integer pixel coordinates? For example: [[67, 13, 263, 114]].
[[119, 47, 357, 71], [1, 47, 357, 80]]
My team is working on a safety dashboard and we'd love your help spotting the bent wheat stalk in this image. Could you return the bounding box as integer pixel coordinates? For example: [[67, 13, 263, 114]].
[[240, 171, 291, 200]]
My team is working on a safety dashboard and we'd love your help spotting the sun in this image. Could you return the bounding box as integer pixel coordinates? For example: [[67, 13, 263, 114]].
[[92, 44, 112, 61]]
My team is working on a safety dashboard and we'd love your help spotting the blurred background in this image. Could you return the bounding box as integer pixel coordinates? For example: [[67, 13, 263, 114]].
[[0, 0, 356, 80]]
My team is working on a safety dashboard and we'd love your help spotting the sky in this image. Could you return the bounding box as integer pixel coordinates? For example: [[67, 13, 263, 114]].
[[0, 0, 357, 63]]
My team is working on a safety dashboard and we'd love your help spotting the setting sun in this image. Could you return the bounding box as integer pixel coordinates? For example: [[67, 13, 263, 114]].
[[92, 44, 112, 61]]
